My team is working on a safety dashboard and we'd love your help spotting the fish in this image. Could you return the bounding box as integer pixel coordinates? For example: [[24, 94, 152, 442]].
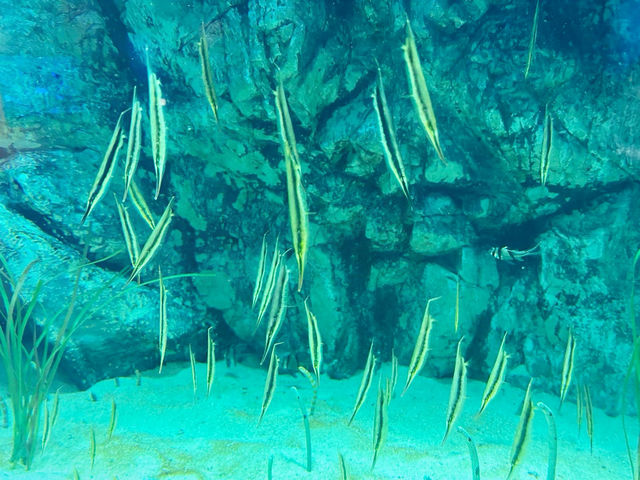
[[584, 384, 593, 453], [540, 104, 553, 185], [81, 110, 126, 224], [559, 329, 576, 411], [129, 180, 156, 229], [252, 233, 268, 309], [454, 275, 460, 333], [476, 331, 508, 417], [576, 382, 583, 434], [146, 48, 167, 200], [258, 342, 282, 425], [107, 399, 117, 442], [442, 337, 467, 445], [198, 22, 219, 122], [524, 0, 540, 79], [274, 81, 308, 291], [255, 238, 281, 330], [127, 196, 174, 283], [372, 64, 410, 200], [206, 326, 216, 397], [371, 379, 389, 470], [348, 341, 376, 425], [115, 195, 140, 270], [260, 261, 289, 365], [507, 379, 535, 479], [303, 297, 322, 383], [402, 296, 440, 396], [390, 349, 398, 396], [489, 244, 540, 262], [123, 86, 142, 202], [158, 267, 168, 373], [189, 344, 197, 397], [402, 18, 446, 164]]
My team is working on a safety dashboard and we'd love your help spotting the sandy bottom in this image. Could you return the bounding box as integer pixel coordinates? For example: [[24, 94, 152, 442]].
[[0, 361, 632, 479]]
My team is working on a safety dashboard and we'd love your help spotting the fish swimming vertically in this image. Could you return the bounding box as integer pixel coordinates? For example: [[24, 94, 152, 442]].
[[81, 110, 126, 224], [115, 195, 140, 271], [252, 233, 268, 309], [206, 326, 216, 397], [129, 180, 156, 229], [255, 238, 281, 330], [402, 19, 446, 164], [559, 329, 576, 411], [372, 64, 410, 200], [146, 48, 167, 200], [371, 379, 389, 470], [158, 266, 168, 374], [274, 81, 309, 292], [476, 331, 508, 418], [454, 275, 460, 333], [123, 86, 142, 202], [583, 384, 593, 453], [507, 379, 535, 479], [189, 344, 197, 397], [442, 337, 467, 445], [303, 297, 322, 383], [348, 341, 376, 425], [540, 104, 553, 186], [128, 197, 174, 283], [390, 349, 398, 396], [402, 296, 440, 396], [525, 0, 540, 79], [258, 342, 282, 425], [489, 244, 540, 262], [260, 261, 289, 365], [198, 22, 219, 122], [576, 382, 583, 434]]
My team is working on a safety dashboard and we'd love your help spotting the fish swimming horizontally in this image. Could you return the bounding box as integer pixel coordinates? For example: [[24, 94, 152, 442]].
[[490, 244, 540, 262]]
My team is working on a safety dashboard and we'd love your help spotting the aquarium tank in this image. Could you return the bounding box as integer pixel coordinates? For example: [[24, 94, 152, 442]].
[[0, 0, 638, 478]]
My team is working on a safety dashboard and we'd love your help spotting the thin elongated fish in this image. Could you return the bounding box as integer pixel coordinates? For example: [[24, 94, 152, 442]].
[[260, 262, 289, 365], [189, 344, 197, 397], [128, 197, 174, 283], [348, 341, 376, 425], [559, 329, 576, 411], [402, 296, 440, 396], [146, 48, 167, 200], [158, 267, 168, 373], [304, 297, 322, 382], [584, 384, 593, 453], [256, 238, 281, 329], [507, 379, 535, 479], [371, 380, 389, 470], [442, 337, 467, 445], [477, 331, 509, 417], [258, 342, 281, 425], [198, 22, 219, 122], [123, 86, 142, 202], [115, 195, 140, 269], [130, 180, 155, 229], [372, 65, 410, 200], [252, 233, 268, 308], [540, 104, 553, 185], [206, 326, 216, 397], [81, 110, 126, 223], [525, 0, 540, 79], [454, 275, 460, 333], [390, 349, 398, 396], [275, 81, 308, 291], [402, 19, 445, 164], [576, 382, 583, 434]]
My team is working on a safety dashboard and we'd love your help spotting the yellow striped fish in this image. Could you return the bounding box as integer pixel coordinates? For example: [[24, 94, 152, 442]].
[[158, 266, 168, 373], [476, 331, 508, 417], [115, 195, 140, 270], [348, 341, 376, 425], [81, 110, 126, 224], [442, 337, 467, 445], [559, 329, 576, 410], [303, 297, 322, 383], [402, 296, 440, 396], [507, 379, 535, 479], [402, 19, 445, 164], [372, 64, 410, 200], [540, 104, 553, 186], [206, 326, 215, 397], [129, 180, 155, 229], [274, 81, 308, 291], [584, 384, 593, 453], [252, 233, 268, 308], [525, 0, 540, 79], [198, 22, 219, 122], [258, 342, 282, 425], [371, 379, 389, 470], [128, 197, 174, 283], [146, 48, 167, 200], [260, 261, 289, 365], [255, 238, 281, 329], [123, 86, 142, 202]]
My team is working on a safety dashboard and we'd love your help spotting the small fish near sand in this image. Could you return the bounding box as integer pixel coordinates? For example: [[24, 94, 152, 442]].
[[490, 244, 540, 262]]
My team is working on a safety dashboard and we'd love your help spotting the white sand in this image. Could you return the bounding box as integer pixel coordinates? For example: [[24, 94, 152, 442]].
[[0, 361, 632, 479]]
